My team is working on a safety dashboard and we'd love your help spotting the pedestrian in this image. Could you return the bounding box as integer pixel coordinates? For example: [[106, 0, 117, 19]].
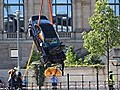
[[0, 78, 3, 88], [8, 69, 16, 89], [15, 71, 22, 89], [51, 75, 58, 89], [108, 71, 115, 90], [22, 76, 27, 90]]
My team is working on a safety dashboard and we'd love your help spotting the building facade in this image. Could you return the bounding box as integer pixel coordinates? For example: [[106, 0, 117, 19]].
[[0, 0, 119, 69]]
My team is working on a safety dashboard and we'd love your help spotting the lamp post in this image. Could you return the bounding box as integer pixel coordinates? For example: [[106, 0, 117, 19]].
[[106, 34, 110, 90], [15, 10, 20, 70]]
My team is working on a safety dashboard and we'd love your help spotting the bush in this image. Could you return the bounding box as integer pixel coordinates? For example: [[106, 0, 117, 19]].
[[27, 50, 45, 86]]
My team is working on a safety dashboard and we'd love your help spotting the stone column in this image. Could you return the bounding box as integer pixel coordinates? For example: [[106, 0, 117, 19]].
[[24, 0, 34, 32], [72, 0, 95, 39], [73, 0, 82, 32], [72, 0, 84, 39], [24, 0, 29, 32], [82, 0, 91, 28], [33, 0, 49, 18], [0, 0, 3, 30]]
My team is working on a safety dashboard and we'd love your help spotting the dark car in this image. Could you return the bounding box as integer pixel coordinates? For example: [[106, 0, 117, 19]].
[[28, 15, 66, 74]]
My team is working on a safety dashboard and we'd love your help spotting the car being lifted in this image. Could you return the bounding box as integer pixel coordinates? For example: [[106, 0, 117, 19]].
[[28, 15, 66, 75]]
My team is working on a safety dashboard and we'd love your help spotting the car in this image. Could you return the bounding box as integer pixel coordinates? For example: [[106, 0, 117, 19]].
[[28, 15, 66, 75]]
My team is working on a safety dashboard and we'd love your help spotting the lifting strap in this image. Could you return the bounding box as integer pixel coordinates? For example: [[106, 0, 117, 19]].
[[38, 0, 44, 25], [23, 41, 35, 79], [38, 0, 53, 25], [23, 0, 54, 78], [23, 0, 44, 79], [48, 0, 53, 24]]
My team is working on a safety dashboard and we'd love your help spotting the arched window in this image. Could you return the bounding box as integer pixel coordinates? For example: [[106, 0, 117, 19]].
[[52, 0, 72, 32], [3, 0, 24, 32], [108, 0, 120, 16]]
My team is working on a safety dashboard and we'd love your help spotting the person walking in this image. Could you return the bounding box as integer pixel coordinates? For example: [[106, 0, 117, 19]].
[[51, 75, 58, 89], [108, 71, 115, 90], [15, 71, 22, 89], [8, 69, 16, 89]]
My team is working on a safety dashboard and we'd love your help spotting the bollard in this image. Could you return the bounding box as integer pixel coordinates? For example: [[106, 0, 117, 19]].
[[38, 74, 41, 90], [89, 81, 91, 89], [119, 81, 120, 89], [2, 84, 5, 89], [26, 71, 28, 90], [96, 71, 99, 90], [46, 82, 48, 90], [32, 83, 33, 90], [60, 82, 62, 90], [45, 82, 47, 88], [104, 81, 106, 89], [82, 74, 84, 89], [67, 74, 69, 90], [75, 81, 77, 89]]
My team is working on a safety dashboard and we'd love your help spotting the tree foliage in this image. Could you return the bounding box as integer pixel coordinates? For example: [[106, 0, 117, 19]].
[[30, 50, 41, 63], [27, 50, 45, 86], [82, 0, 120, 57], [84, 54, 104, 65], [25, 50, 41, 68], [65, 46, 77, 65], [65, 46, 104, 66]]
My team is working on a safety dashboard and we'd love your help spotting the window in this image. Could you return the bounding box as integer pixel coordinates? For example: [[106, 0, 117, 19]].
[[52, 0, 71, 4], [108, 0, 120, 16], [10, 49, 18, 58], [3, 0, 24, 32], [52, 0, 72, 32]]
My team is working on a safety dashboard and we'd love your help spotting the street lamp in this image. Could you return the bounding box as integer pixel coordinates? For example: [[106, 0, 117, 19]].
[[15, 10, 20, 70]]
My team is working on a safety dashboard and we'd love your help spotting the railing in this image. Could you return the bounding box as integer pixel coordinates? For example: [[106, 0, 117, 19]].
[[0, 32, 29, 40], [43, 81, 108, 89], [1, 74, 120, 90], [0, 81, 114, 90], [57, 32, 71, 38], [7, 32, 23, 38], [0, 32, 72, 40], [42, 73, 120, 90]]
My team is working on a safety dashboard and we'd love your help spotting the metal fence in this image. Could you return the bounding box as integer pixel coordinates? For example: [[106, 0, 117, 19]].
[[0, 73, 120, 90], [42, 73, 120, 90]]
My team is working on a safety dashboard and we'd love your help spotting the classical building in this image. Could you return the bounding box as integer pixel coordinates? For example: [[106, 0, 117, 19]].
[[0, 0, 119, 69]]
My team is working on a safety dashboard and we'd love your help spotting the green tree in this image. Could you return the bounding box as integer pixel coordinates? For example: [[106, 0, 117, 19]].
[[84, 54, 104, 65], [26, 50, 45, 86], [82, 0, 120, 57], [30, 50, 41, 63], [65, 46, 77, 66], [82, 1, 120, 85], [25, 50, 41, 68]]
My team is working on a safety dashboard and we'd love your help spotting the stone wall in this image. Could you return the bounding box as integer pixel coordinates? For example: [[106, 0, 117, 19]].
[[0, 40, 33, 69], [0, 0, 119, 69]]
